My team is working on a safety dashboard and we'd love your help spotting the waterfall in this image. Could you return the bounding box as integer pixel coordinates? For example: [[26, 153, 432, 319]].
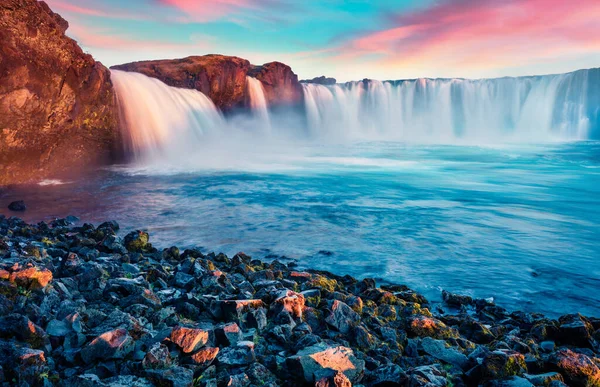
[[111, 67, 600, 165], [302, 68, 600, 142], [246, 76, 271, 132], [111, 70, 225, 161]]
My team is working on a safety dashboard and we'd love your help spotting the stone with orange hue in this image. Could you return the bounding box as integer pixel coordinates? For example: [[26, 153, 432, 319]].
[[408, 316, 458, 339], [10, 266, 53, 289], [0, 314, 48, 349], [548, 349, 600, 387], [80, 328, 135, 364], [0, 0, 120, 185], [248, 61, 303, 107], [0, 269, 9, 281], [286, 343, 365, 384], [272, 289, 305, 319], [315, 370, 352, 387], [219, 299, 266, 322], [187, 347, 219, 367], [14, 348, 47, 386], [215, 322, 243, 346], [168, 326, 209, 353]]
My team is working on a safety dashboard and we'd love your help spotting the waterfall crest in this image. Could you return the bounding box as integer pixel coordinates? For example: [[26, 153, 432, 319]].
[[111, 70, 225, 161], [111, 67, 600, 163], [302, 68, 599, 142], [246, 76, 271, 131]]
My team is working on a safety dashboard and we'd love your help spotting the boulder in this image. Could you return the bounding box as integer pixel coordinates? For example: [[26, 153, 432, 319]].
[[9, 266, 53, 289], [325, 300, 360, 334], [0, 0, 119, 185], [548, 349, 600, 387], [142, 343, 172, 369], [217, 341, 255, 366], [80, 328, 135, 364], [7, 200, 26, 211], [145, 366, 194, 387], [168, 326, 209, 353], [187, 347, 219, 368], [286, 343, 365, 383], [421, 337, 469, 368]]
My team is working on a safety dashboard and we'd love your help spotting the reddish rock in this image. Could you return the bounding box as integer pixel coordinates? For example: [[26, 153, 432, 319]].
[[188, 347, 219, 367], [9, 266, 52, 289], [248, 62, 303, 106], [0, 0, 120, 185], [549, 349, 600, 387], [168, 326, 209, 353], [112, 55, 251, 111], [315, 370, 352, 387], [112, 55, 302, 111], [80, 328, 135, 364], [272, 289, 305, 319], [286, 343, 365, 384]]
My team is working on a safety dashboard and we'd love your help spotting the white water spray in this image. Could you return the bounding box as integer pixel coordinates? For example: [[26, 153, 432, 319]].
[[302, 69, 598, 142], [111, 70, 225, 162], [246, 76, 271, 132]]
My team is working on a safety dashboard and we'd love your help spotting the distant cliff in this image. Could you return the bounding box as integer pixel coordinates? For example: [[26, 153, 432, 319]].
[[112, 56, 303, 111], [0, 0, 120, 185], [300, 75, 337, 85]]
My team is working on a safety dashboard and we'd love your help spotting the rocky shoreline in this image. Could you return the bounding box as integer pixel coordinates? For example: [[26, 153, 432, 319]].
[[0, 214, 599, 387]]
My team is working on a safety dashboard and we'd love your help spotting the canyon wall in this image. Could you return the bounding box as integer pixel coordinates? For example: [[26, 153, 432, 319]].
[[0, 0, 120, 185]]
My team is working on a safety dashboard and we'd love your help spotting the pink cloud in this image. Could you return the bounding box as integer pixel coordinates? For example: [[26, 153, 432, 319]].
[[336, 0, 600, 75], [156, 0, 269, 22]]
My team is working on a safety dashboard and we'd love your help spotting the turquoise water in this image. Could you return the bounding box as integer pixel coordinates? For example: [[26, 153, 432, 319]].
[[2, 141, 600, 317]]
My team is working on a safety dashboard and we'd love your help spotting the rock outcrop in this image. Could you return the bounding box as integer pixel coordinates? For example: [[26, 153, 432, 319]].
[[0, 0, 120, 185], [300, 76, 337, 85], [112, 55, 303, 111], [248, 61, 303, 107], [112, 55, 252, 111]]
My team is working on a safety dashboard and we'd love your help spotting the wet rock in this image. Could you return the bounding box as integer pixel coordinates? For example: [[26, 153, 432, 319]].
[[548, 349, 600, 387], [286, 343, 365, 383], [478, 350, 527, 380], [123, 230, 151, 253], [168, 326, 210, 353], [325, 300, 360, 334], [8, 201, 26, 212], [558, 314, 594, 347], [442, 290, 474, 306], [81, 328, 135, 364]]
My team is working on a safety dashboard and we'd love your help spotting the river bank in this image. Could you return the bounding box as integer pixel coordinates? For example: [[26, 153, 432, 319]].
[[0, 214, 598, 386]]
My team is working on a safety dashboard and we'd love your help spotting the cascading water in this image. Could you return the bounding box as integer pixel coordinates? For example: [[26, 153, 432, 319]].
[[111, 67, 600, 164], [111, 70, 225, 162], [246, 76, 271, 131], [303, 68, 600, 142]]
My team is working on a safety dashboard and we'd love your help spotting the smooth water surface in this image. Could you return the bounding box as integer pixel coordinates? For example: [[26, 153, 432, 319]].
[[2, 142, 600, 317]]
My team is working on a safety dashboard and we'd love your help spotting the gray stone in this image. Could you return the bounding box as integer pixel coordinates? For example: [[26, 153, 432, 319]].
[[421, 337, 468, 368]]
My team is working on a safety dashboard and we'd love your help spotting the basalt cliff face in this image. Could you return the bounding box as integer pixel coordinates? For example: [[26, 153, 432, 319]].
[[0, 0, 120, 185], [112, 56, 303, 111]]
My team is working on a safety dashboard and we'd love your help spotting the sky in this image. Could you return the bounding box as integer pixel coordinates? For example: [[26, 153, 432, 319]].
[[46, 0, 600, 82]]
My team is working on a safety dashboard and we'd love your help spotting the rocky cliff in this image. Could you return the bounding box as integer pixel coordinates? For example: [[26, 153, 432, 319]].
[[112, 56, 303, 111], [0, 0, 120, 185], [300, 75, 337, 85]]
